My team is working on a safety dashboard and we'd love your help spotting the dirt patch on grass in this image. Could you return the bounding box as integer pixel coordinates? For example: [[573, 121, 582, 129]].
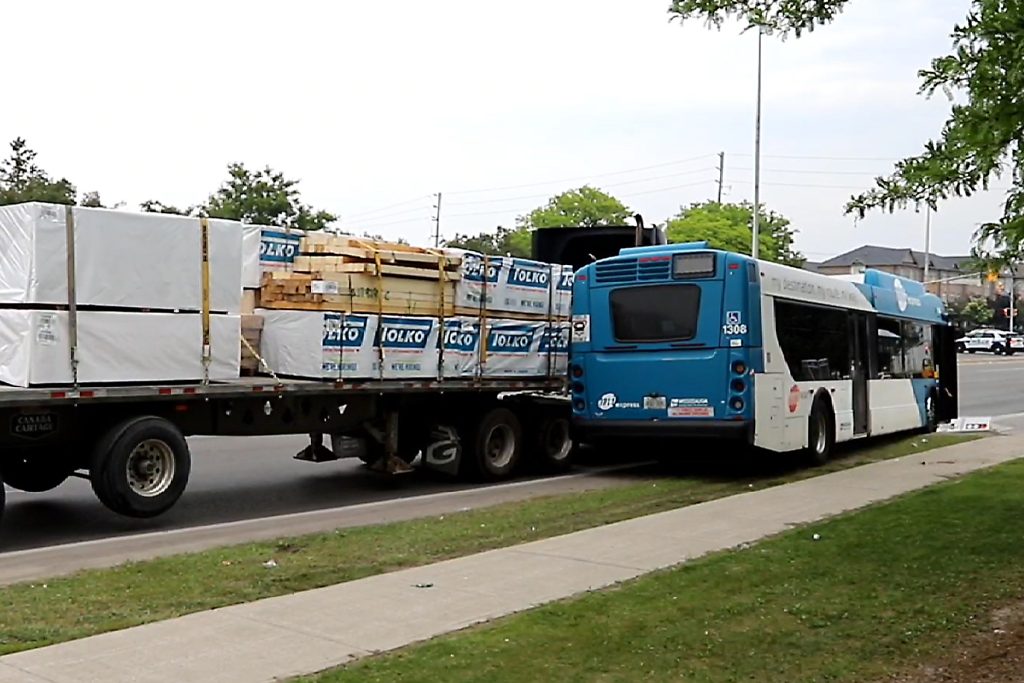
[[892, 599, 1024, 683]]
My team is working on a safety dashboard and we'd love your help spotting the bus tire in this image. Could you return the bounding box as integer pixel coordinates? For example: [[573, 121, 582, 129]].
[[1, 448, 75, 493], [534, 414, 574, 472], [461, 407, 523, 481], [805, 396, 835, 466], [90, 416, 191, 518], [924, 389, 938, 433]]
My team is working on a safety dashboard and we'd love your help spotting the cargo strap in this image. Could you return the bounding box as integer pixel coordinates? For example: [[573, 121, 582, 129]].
[[239, 333, 281, 385], [373, 249, 385, 379], [200, 217, 212, 385], [63, 206, 80, 389], [432, 249, 448, 380]]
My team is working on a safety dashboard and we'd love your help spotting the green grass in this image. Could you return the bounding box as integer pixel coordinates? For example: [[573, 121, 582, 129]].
[[0, 433, 976, 656], [301, 447, 1024, 683]]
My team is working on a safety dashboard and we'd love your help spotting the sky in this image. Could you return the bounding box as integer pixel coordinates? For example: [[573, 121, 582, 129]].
[[1, 0, 1006, 263]]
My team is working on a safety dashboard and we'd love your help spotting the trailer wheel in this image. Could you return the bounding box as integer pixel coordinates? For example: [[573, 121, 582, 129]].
[[90, 417, 191, 518], [462, 407, 523, 481], [534, 414, 574, 472], [1, 449, 75, 493], [804, 395, 835, 466]]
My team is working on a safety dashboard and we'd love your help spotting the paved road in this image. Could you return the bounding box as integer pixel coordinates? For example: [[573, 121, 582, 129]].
[[0, 435, 638, 553], [2, 353, 1022, 557]]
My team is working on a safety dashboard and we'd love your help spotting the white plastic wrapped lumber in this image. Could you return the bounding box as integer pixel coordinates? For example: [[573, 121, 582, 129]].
[[0, 310, 240, 387], [0, 202, 243, 313]]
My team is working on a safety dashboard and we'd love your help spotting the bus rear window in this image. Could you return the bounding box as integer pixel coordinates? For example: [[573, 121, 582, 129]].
[[610, 284, 701, 342]]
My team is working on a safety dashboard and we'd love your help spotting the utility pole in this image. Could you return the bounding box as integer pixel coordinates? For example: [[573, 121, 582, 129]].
[[716, 151, 725, 203], [923, 206, 932, 284], [751, 28, 763, 260], [432, 192, 442, 248]]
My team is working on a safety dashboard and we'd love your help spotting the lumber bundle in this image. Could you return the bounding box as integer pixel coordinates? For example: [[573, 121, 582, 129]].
[[258, 234, 469, 317]]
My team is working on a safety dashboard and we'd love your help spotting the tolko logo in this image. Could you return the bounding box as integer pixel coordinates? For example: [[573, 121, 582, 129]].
[[507, 260, 550, 290], [557, 269, 575, 291], [260, 231, 301, 264], [462, 254, 501, 283], [443, 323, 479, 352], [488, 326, 536, 353], [322, 314, 369, 348], [539, 327, 569, 352], [377, 318, 434, 350]]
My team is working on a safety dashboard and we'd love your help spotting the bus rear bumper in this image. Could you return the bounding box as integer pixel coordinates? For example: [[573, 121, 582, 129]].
[[572, 418, 753, 443]]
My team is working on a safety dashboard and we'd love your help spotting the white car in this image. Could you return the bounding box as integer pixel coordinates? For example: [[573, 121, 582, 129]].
[[956, 328, 1024, 355]]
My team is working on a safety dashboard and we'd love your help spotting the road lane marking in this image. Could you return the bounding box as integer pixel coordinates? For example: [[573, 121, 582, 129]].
[[0, 460, 654, 558]]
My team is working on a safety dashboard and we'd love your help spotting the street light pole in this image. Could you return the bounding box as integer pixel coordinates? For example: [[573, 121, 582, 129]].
[[751, 27, 763, 260], [923, 206, 931, 285]]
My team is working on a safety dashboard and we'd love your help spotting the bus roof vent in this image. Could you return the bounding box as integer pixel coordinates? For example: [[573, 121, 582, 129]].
[[594, 257, 671, 284]]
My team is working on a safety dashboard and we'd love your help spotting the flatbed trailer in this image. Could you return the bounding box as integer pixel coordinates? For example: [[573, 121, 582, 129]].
[[0, 375, 572, 525]]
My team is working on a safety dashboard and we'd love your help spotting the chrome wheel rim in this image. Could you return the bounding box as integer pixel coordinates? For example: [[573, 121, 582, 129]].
[[126, 440, 175, 497], [814, 414, 827, 454], [484, 425, 516, 470]]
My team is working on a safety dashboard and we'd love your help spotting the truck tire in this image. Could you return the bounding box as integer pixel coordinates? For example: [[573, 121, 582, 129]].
[[90, 416, 191, 518], [461, 407, 523, 481], [533, 414, 574, 472], [1, 449, 75, 493], [804, 395, 835, 466]]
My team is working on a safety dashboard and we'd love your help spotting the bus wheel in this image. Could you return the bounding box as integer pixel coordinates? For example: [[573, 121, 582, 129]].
[[925, 391, 938, 433], [1, 449, 75, 493], [90, 417, 191, 518], [461, 407, 523, 481], [534, 414, 574, 472], [805, 397, 835, 466]]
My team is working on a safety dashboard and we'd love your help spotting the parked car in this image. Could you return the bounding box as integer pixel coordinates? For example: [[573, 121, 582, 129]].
[[955, 328, 1024, 355]]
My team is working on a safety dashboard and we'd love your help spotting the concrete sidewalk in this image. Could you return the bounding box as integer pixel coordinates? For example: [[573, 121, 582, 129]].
[[2, 435, 1021, 683]]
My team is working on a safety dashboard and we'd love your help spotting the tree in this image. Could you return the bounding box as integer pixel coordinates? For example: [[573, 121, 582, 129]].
[[445, 225, 531, 258], [203, 163, 337, 231], [667, 1, 1024, 265], [951, 297, 993, 330], [140, 199, 196, 216], [665, 201, 803, 265], [0, 137, 77, 206], [517, 186, 631, 230]]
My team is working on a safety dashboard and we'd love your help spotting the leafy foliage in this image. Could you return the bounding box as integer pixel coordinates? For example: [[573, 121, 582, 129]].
[[666, 201, 803, 265], [517, 186, 631, 230], [668, 1, 1024, 265], [953, 297, 994, 328], [204, 163, 337, 231], [0, 137, 77, 206], [668, 0, 849, 37], [445, 226, 531, 258], [140, 200, 196, 216]]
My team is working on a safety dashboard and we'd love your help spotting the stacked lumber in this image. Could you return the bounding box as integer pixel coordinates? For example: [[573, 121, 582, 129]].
[[258, 234, 462, 317], [240, 315, 264, 376]]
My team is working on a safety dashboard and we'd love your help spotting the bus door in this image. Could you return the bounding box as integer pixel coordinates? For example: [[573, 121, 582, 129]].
[[932, 323, 959, 421], [849, 312, 870, 435]]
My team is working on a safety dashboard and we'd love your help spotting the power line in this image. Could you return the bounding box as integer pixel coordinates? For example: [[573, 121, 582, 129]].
[[444, 153, 717, 195], [728, 152, 898, 162], [446, 167, 716, 207], [444, 180, 715, 219], [357, 215, 432, 230], [343, 195, 432, 219], [731, 166, 885, 176]]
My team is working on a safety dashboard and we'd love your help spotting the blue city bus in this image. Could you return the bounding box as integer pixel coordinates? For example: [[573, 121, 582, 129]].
[[567, 241, 959, 462]]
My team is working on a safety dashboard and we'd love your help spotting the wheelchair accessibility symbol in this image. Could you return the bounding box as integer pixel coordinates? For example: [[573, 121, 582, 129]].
[[726, 311, 741, 325]]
